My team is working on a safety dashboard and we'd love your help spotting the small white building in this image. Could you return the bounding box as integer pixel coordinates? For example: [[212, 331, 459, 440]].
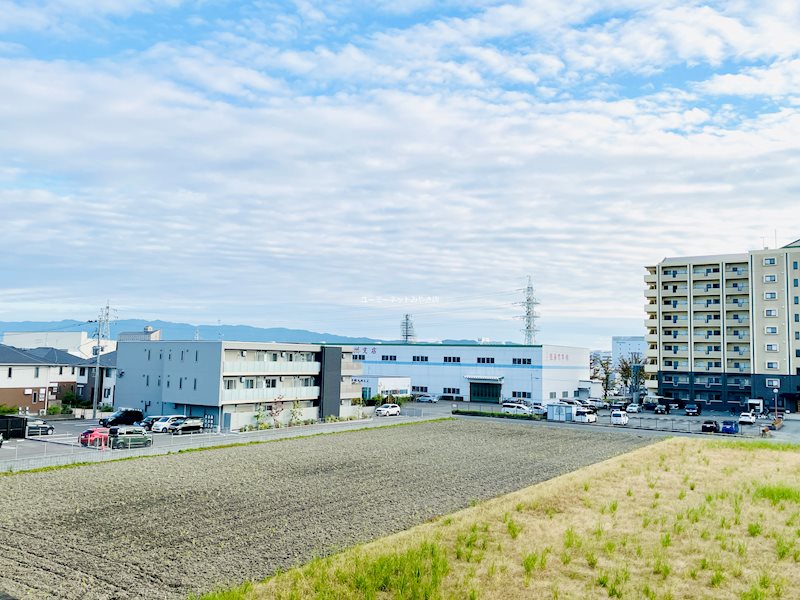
[[352, 375, 411, 401], [353, 343, 589, 404]]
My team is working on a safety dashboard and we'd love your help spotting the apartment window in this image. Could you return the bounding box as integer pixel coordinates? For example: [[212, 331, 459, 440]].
[[512, 358, 532, 365], [157, 376, 161, 387], [159, 350, 163, 360], [764, 292, 778, 300], [796, 332, 800, 340], [265, 378, 277, 388], [444, 387, 461, 395], [6, 367, 10, 378], [103, 388, 110, 398], [58, 366, 63, 375], [766, 379, 780, 388], [381, 355, 397, 361], [412, 356, 429, 362], [794, 261, 799, 270], [764, 257, 777, 266], [795, 279, 799, 288], [764, 274, 777, 283], [512, 391, 531, 399], [166, 378, 170, 388], [147, 349, 151, 360], [766, 361, 779, 370], [766, 344, 779, 352], [795, 296, 799, 305], [765, 326, 778, 334], [562, 391, 569, 398], [549, 392, 557, 399], [244, 379, 254, 389], [34, 367, 40, 378], [195, 350, 199, 362], [193, 378, 197, 390], [412, 386, 428, 393], [796, 314, 799, 322], [444, 356, 461, 363], [224, 379, 235, 390], [146, 375, 150, 387], [168, 351, 172, 361], [179, 378, 183, 390], [105, 368, 111, 377], [765, 309, 778, 317], [477, 357, 495, 364], [353, 354, 366, 361]]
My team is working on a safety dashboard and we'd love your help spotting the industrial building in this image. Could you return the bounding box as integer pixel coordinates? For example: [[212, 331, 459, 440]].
[[645, 238, 800, 412], [353, 343, 589, 404]]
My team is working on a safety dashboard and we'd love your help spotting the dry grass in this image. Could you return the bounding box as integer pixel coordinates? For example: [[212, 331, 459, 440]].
[[202, 438, 800, 600]]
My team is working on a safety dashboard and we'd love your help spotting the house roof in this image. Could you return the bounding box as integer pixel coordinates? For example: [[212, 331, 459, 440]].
[[25, 347, 87, 366], [0, 344, 48, 365], [783, 238, 800, 248], [77, 351, 117, 368]]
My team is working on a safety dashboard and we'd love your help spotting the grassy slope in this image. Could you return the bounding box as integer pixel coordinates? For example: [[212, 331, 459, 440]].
[[198, 438, 800, 600]]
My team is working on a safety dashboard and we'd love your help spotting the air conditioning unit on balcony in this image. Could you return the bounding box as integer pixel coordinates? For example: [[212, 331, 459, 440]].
[[239, 377, 245, 383]]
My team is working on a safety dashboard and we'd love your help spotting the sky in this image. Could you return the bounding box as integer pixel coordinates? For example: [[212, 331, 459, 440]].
[[1, 0, 799, 349]]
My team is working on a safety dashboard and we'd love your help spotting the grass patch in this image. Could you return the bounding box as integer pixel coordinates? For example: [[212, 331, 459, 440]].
[[753, 485, 800, 506]]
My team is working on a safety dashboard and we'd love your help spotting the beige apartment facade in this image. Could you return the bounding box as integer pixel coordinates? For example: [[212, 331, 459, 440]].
[[645, 238, 800, 413]]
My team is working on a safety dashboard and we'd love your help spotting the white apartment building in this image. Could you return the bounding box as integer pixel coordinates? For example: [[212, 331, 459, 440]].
[[645, 238, 800, 412], [0, 344, 82, 414], [115, 341, 361, 431], [353, 343, 589, 404]]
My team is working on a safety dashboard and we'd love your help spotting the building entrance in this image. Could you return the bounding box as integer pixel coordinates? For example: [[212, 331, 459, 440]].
[[469, 382, 502, 403]]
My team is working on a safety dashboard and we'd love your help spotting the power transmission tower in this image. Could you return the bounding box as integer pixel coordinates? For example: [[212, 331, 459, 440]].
[[515, 276, 540, 345], [401, 314, 416, 343], [90, 302, 114, 420]]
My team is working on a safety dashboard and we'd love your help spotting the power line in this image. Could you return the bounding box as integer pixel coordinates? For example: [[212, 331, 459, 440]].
[[514, 276, 540, 345], [401, 314, 415, 343]]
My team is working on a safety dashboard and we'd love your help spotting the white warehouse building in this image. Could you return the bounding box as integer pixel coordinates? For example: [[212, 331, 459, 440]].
[[353, 343, 589, 404]]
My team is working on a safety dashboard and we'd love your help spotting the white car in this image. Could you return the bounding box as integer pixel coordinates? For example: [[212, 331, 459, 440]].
[[416, 394, 438, 403], [610, 410, 629, 426], [501, 402, 533, 416], [626, 403, 640, 413], [738, 411, 756, 425], [375, 403, 401, 417], [151, 415, 186, 432], [574, 409, 597, 424]]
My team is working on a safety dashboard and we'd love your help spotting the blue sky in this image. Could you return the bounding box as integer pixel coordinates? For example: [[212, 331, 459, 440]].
[[1, 0, 799, 348]]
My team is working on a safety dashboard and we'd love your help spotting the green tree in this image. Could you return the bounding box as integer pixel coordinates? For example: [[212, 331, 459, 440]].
[[618, 353, 646, 398], [591, 356, 615, 402]]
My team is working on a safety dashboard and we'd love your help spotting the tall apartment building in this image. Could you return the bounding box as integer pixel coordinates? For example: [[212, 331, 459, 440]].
[[644, 238, 800, 412], [115, 341, 362, 431]]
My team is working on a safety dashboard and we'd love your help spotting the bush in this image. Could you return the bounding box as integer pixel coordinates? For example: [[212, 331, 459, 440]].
[[452, 409, 541, 421], [0, 404, 18, 415], [98, 404, 113, 412], [60, 405, 73, 415], [46, 405, 62, 415]]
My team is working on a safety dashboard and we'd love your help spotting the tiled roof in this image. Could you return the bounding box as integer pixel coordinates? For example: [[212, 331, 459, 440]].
[[0, 344, 48, 365]]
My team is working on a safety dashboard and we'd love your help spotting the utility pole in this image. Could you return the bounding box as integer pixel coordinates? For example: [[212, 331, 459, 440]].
[[515, 276, 540, 345], [401, 314, 415, 343], [90, 303, 113, 420]]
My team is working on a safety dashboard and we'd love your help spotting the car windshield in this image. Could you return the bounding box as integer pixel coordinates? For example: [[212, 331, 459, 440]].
[[379, 404, 391, 409], [157, 417, 169, 422]]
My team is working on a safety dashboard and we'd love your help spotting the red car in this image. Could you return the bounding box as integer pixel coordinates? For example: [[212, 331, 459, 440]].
[[79, 427, 109, 447]]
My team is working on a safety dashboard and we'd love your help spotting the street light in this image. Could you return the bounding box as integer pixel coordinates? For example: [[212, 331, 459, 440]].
[[773, 388, 779, 422]]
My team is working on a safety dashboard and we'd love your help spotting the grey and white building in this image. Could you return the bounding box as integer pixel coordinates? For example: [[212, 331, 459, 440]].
[[353, 343, 589, 404], [115, 341, 362, 430]]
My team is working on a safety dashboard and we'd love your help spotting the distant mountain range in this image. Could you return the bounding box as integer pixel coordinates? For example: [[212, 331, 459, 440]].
[[0, 319, 493, 346]]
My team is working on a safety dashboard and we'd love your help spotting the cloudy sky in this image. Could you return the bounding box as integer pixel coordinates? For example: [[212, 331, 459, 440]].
[[1, 1, 799, 348]]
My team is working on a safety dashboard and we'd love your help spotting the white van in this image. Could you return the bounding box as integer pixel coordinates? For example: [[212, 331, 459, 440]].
[[610, 410, 629, 426], [501, 403, 533, 416]]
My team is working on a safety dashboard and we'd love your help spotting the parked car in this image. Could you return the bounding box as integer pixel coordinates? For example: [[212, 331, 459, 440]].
[[574, 409, 597, 424], [573, 400, 597, 413], [610, 410, 629, 426], [701, 420, 720, 433], [26, 419, 55, 436], [99, 409, 144, 428], [738, 411, 756, 425], [530, 403, 547, 416], [79, 427, 110, 447], [416, 394, 439, 403], [626, 403, 641, 413], [643, 401, 659, 411], [654, 404, 669, 415], [721, 420, 740, 434], [501, 402, 533, 416], [375, 403, 401, 417], [108, 426, 153, 449], [135, 415, 163, 431], [167, 417, 204, 435], [587, 399, 607, 410], [0, 433, 4, 448], [151, 415, 186, 432], [684, 403, 701, 416], [609, 403, 627, 413]]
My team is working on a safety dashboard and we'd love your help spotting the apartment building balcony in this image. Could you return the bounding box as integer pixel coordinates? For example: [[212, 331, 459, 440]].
[[691, 269, 721, 280], [725, 284, 749, 293], [223, 361, 321, 376], [645, 333, 659, 343], [221, 385, 320, 404], [693, 349, 721, 359], [724, 267, 749, 279], [725, 346, 750, 357], [646, 347, 659, 359], [692, 299, 722, 308], [693, 331, 721, 340], [692, 285, 721, 295], [693, 364, 723, 373], [644, 363, 659, 374], [725, 318, 750, 327], [645, 317, 659, 327], [645, 379, 658, 390], [661, 269, 688, 280], [340, 382, 362, 399], [662, 300, 689, 309], [340, 361, 362, 376], [692, 316, 722, 325], [645, 288, 658, 298], [726, 361, 751, 373], [662, 286, 689, 297], [664, 348, 689, 358], [725, 301, 749, 310], [726, 330, 750, 341]]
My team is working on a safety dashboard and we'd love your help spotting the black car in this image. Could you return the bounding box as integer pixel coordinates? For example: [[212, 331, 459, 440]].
[[654, 404, 669, 414], [26, 419, 55, 436], [685, 403, 701, 416], [643, 401, 658, 411], [135, 415, 163, 431], [701, 420, 720, 433], [99, 409, 144, 428]]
